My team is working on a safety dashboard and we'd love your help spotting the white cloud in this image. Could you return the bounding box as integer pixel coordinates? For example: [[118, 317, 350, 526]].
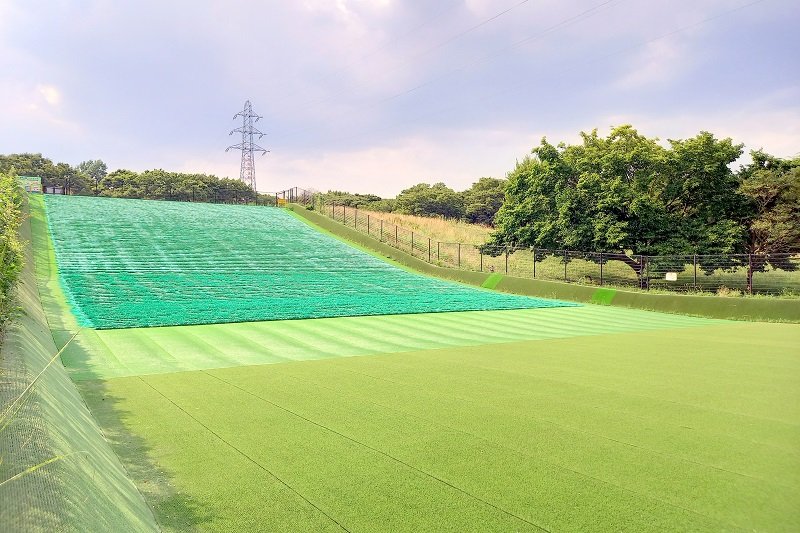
[[37, 84, 62, 106]]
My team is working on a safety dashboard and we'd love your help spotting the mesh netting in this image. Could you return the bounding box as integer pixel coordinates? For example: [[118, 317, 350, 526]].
[[1, 205, 158, 532], [43, 196, 576, 329]]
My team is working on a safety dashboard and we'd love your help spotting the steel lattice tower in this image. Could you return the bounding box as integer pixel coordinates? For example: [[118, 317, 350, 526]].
[[226, 100, 268, 191]]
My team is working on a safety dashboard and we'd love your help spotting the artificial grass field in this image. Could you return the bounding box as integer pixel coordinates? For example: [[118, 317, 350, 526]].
[[29, 196, 800, 531], [43, 195, 570, 328], [77, 322, 800, 531]]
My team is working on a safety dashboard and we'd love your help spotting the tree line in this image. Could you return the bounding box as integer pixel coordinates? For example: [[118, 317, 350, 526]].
[[317, 177, 506, 226], [3, 123, 798, 260], [321, 126, 799, 261], [0, 154, 260, 203]]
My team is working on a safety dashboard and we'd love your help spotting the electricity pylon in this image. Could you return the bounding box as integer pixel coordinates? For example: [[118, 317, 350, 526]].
[[226, 100, 268, 191]]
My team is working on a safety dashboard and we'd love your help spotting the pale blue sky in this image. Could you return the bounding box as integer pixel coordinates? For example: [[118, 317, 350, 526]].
[[1, 0, 798, 196]]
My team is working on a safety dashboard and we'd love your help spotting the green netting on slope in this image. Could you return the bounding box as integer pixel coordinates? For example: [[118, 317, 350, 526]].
[[44, 195, 577, 329]]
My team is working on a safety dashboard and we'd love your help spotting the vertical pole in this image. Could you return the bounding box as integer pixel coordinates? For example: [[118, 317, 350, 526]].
[[380, 219, 383, 241], [600, 252, 604, 286], [343, 205, 346, 224], [640, 255, 646, 290], [505, 248, 509, 274], [354, 208, 358, 228], [411, 232, 415, 255], [395, 225, 398, 245], [748, 253, 753, 294], [480, 249, 483, 271], [693, 254, 697, 291], [533, 248, 537, 278], [428, 238, 431, 263], [564, 250, 568, 281], [437, 241, 440, 261], [458, 243, 461, 268], [367, 214, 370, 236]]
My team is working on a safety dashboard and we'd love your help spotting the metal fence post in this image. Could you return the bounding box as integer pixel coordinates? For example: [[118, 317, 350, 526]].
[[428, 238, 431, 262], [748, 253, 753, 294], [564, 250, 568, 281], [640, 255, 646, 290], [395, 225, 398, 245], [380, 219, 383, 241], [458, 243, 461, 268], [367, 214, 370, 236], [480, 249, 483, 271], [599, 252, 604, 286], [505, 248, 509, 274], [693, 254, 697, 291], [437, 241, 440, 261], [533, 248, 537, 278], [342, 205, 346, 224], [411, 231, 414, 254]]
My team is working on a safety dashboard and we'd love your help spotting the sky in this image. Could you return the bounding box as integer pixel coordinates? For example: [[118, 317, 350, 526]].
[[1, 0, 798, 197]]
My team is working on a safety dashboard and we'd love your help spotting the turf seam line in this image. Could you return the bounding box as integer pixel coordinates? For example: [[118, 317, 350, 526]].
[[331, 362, 791, 485], [319, 364, 777, 525], [202, 370, 552, 533], [283, 366, 787, 508], [135, 375, 351, 533]]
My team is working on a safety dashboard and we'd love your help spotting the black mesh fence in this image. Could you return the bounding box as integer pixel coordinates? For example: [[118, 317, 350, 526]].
[[319, 202, 800, 296]]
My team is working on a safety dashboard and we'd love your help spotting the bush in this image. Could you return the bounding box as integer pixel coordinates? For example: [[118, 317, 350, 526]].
[[0, 171, 23, 332]]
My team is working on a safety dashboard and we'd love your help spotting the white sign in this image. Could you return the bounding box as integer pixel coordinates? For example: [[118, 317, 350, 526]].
[[665, 272, 678, 281]]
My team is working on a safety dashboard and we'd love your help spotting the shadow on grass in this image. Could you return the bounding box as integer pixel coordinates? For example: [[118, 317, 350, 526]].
[[32, 197, 213, 530], [69, 334, 215, 531]]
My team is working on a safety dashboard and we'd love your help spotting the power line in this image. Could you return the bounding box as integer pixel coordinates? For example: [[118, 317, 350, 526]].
[[274, 0, 533, 118], [273, 0, 623, 142], [298, 0, 769, 149]]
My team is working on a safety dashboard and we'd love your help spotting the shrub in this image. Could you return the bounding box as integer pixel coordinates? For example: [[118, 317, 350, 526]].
[[0, 171, 23, 333]]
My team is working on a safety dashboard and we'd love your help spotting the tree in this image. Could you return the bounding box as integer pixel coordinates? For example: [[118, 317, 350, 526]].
[[489, 125, 748, 280], [462, 177, 505, 225], [394, 182, 464, 219], [76, 159, 108, 193], [738, 151, 800, 255]]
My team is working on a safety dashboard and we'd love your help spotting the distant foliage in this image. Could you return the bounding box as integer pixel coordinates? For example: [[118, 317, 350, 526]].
[[395, 182, 465, 219], [0, 171, 23, 332], [97, 168, 255, 202], [0, 153, 262, 202], [317, 190, 384, 208], [462, 177, 505, 225]]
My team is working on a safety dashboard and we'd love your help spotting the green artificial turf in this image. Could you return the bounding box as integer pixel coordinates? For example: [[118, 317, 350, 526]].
[[42, 195, 574, 328], [78, 321, 800, 531], [60, 305, 719, 381]]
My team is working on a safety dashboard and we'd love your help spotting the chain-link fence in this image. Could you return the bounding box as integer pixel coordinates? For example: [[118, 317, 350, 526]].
[[44, 184, 284, 206], [319, 201, 800, 296]]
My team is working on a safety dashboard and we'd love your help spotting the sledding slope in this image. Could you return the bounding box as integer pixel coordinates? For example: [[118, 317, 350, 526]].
[[43, 195, 576, 328]]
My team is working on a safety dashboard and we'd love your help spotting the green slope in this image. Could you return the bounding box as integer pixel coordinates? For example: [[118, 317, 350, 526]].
[[43, 195, 575, 328]]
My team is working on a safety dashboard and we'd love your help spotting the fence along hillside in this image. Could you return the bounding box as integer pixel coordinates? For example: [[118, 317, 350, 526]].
[[41, 185, 800, 296], [307, 196, 800, 297]]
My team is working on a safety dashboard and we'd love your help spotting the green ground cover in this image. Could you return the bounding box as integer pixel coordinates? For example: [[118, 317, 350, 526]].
[[60, 306, 717, 381], [77, 322, 800, 531], [28, 194, 800, 531], [43, 195, 574, 328]]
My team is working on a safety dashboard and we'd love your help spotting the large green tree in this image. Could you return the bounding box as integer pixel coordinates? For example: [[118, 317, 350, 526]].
[[737, 151, 800, 255], [395, 182, 464, 219], [462, 177, 505, 225], [490, 126, 747, 276]]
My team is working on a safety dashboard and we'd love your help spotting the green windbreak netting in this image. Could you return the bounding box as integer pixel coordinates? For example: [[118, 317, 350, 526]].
[[43, 195, 577, 329]]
